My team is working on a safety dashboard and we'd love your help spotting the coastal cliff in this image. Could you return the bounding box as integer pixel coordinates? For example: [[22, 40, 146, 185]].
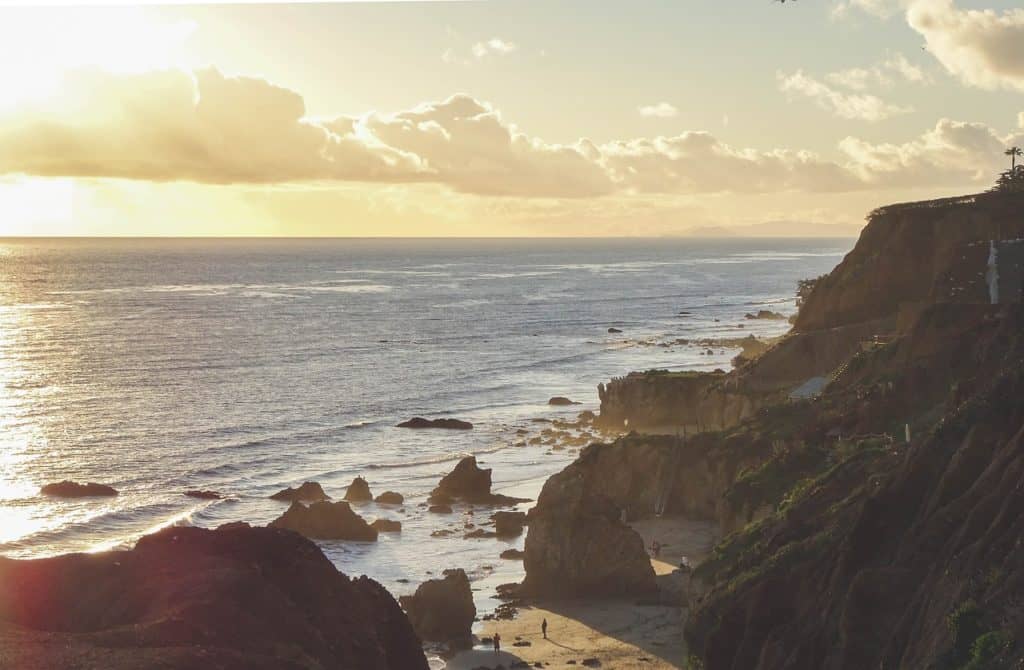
[[0, 524, 428, 670], [524, 191, 1024, 669]]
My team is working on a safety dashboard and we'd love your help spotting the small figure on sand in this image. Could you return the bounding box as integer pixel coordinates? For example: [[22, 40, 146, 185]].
[[493, 632, 501, 654], [650, 539, 661, 557], [542, 618, 548, 639]]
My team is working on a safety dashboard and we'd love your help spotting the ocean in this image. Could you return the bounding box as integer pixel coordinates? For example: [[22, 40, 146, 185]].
[[0, 237, 851, 616]]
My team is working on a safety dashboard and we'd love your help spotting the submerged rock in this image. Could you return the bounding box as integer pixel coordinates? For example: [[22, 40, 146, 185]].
[[40, 481, 118, 498], [344, 476, 373, 502], [371, 518, 402, 533], [0, 524, 427, 669], [183, 489, 222, 500], [269, 501, 377, 541], [375, 491, 405, 505], [269, 481, 328, 502], [548, 396, 580, 406], [396, 417, 473, 430], [399, 568, 475, 643]]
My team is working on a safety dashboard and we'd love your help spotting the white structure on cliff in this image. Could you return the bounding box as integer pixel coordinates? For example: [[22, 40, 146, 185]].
[[985, 239, 1024, 304]]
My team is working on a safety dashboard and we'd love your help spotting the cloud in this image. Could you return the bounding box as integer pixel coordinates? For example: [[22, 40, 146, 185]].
[[0, 65, 1018, 199], [779, 70, 912, 121], [839, 117, 1020, 187], [597, 132, 863, 194], [471, 38, 518, 59], [831, 0, 902, 20], [907, 0, 1024, 91], [638, 102, 679, 118], [826, 52, 932, 90]]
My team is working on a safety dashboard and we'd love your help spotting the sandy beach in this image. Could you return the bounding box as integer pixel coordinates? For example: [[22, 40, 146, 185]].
[[446, 516, 718, 669]]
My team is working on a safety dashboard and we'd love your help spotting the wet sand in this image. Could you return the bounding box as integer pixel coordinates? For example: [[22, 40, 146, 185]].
[[446, 516, 718, 670]]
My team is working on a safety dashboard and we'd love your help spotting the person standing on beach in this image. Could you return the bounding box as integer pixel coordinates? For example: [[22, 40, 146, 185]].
[[542, 618, 548, 639], [493, 633, 501, 654]]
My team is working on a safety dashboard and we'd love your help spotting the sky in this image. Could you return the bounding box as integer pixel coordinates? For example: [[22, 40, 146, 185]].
[[0, 0, 1023, 237]]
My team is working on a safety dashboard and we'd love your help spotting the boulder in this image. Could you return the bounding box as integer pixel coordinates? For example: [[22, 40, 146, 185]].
[[429, 504, 453, 514], [523, 459, 657, 598], [40, 481, 117, 498], [375, 491, 405, 505], [399, 569, 475, 643], [269, 481, 328, 502], [183, 490, 222, 500], [608, 327, 623, 333], [344, 476, 373, 502], [492, 511, 527, 537], [371, 518, 402, 533], [269, 501, 377, 542], [548, 396, 580, 406], [0, 524, 427, 669], [430, 456, 530, 506], [396, 417, 473, 430], [500, 548, 526, 560]]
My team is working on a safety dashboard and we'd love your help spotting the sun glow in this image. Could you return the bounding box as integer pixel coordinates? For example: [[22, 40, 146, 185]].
[[0, 7, 196, 111]]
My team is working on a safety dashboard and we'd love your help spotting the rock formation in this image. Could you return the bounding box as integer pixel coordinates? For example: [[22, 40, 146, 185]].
[[492, 510, 527, 537], [396, 417, 473, 430], [269, 481, 328, 502], [269, 501, 378, 541], [523, 459, 657, 598], [40, 481, 118, 497], [429, 456, 529, 506], [344, 476, 373, 502], [399, 569, 476, 644], [0, 524, 427, 669], [184, 489, 222, 499], [375, 491, 404, 504], [371, 518, 402, 533], [548, 396, 579, 406]]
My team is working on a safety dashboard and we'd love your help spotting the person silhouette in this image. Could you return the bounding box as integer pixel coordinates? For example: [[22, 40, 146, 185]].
[[542, 618, 548, 639], [493, 632, 501, 654]]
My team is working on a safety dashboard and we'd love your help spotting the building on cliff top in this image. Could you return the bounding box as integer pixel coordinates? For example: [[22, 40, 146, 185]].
[[986, 239, 1024, 304]]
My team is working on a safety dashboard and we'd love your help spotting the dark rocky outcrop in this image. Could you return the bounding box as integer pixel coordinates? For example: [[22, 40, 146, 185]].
[[430, 456, 530, 506], [396, 417, 473, 430], [744, 310, 786, 320], [492, 511, 527, 537], [40, 481, 118, 497], [375, 491, 405, 504], [500, 548, 526, 560], [0, 524, 427, 669], [269, 501, 377, 541], [184, 489, 222, 500], [371, 518, 402, 533], [428, 504, 453, 514], [548, 396, 579, 406], [399, 569, 475, 644], [523, 456, 657, 598], [608, 327, 623, 333], [269, 481, 328, 502], [344, 476, 373, 502]]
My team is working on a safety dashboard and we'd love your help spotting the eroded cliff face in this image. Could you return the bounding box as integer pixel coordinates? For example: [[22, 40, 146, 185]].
[[685, 363, 1024, 670], [796, 192, 1024, 332]]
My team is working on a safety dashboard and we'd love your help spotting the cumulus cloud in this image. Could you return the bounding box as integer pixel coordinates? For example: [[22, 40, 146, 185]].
[[907, 0, 1024, 91], [0, 65, 1018, 199], [839, 117, 1020, 187], [826, 52, 932, 90], [638, 102, 679, 118], [598, 132, 862, 194], [778, 70, 912, 121]]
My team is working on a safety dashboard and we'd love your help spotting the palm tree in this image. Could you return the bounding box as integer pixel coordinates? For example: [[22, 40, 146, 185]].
[[1006, 146, 1022, 171]]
